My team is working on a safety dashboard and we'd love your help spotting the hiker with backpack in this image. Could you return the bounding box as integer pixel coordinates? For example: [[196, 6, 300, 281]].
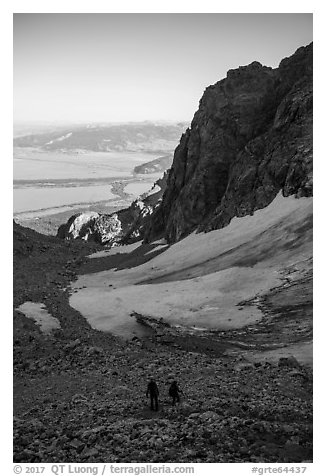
[[168, 380, 183, 406], [146, 377, 159, 411]]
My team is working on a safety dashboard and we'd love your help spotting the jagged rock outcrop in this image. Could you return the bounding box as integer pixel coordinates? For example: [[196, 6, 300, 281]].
[[57, 173, 168, 245], [57, 211, 123, 245], [92, 214, 122, 245], [57, 212, 100, 241], [121, 172, 169, 243], [145, 43, 312, 243]]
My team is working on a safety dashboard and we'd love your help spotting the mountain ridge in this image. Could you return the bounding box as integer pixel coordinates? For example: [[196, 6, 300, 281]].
[[144, 43, 312, 243], [13, 122, 188, 154]]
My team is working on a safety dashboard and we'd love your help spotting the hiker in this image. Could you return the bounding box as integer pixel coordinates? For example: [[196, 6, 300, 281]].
[[169, 380, 182, 406], [146, 377, 159, 411]]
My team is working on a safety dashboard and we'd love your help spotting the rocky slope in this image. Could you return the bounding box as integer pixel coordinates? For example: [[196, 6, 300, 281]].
[[145, 43, 312, 243], [13, 221, 312, 463]]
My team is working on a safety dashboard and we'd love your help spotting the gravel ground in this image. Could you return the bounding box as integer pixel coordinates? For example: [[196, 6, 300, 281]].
[[13, 223, 313, 463]]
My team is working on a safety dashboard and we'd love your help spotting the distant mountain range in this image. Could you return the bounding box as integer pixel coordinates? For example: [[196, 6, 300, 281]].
[[13, 122, 188, 154]]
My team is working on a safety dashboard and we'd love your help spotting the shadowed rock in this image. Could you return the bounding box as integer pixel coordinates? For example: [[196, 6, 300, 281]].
[[145, 43, 313, 243]]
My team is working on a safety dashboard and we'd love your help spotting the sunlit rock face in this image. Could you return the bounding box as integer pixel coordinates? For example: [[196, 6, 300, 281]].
[[57, 211, 100, 241], [56, 173, 168, 245], [57, 212, 122, 245], [145, 43, 312, 243], [92, 214, 122, 245]]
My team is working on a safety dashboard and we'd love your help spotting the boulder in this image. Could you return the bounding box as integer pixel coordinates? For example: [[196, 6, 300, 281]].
[[81, 447, 99, 459], [57, 212, 99, 240], [69, 439, 85, 452], [234, 362, 256, 372], [92, 213, 122, 244], [278, 356, 301, 369], [199, 411, 219, 421]]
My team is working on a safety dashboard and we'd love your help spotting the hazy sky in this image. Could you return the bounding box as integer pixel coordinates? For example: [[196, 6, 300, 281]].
[[13, 13, 312, 124]]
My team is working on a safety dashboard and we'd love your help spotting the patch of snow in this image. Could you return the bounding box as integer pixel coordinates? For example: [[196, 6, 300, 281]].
[[16, 302, 61, 335], [70, 266, 275, 334], [57, 132, 72, 141], [70, 193, 312, 338], [236, 341, 313, 367], [147, 185, 162, 196], [45, 132, 72, 145]]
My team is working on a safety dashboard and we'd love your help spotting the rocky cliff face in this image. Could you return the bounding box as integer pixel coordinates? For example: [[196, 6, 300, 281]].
[[145, 43, 312, 243]]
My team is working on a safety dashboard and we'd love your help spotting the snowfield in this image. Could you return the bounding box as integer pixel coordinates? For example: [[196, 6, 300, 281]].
[[46, 132, 73, 145], [70, 193, 312, 338]]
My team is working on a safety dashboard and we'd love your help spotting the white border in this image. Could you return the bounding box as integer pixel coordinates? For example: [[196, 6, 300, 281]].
[[2, 2, 323, 474]]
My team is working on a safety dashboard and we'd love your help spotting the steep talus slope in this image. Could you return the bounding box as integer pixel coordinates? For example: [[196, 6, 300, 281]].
[[14, 220, 65, 257], [13, 196, 313, 464], [145, 43, 312, 243]]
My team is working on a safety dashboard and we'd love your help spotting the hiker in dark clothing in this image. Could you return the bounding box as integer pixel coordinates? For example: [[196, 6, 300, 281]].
[[169, 380, 182, 406], [146, 377, 159, 411]]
